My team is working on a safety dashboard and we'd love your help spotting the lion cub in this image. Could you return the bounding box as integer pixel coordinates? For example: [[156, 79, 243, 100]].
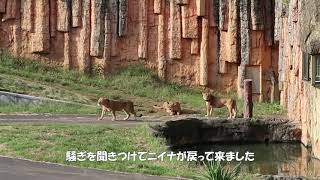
[[153, 101, 182, 115], [202, 92, 237, 118], [97, 97, 142, 121]]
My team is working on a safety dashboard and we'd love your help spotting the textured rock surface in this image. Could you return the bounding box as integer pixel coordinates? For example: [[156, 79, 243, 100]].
[[0, 0, 6, 13], [138, 0, 148, 59], [109, 0, 118, 57], [151, 118, 301, 146], [181, 2, 198, 39], [238, 0, 250, 94], [199, 18, 209, 86], [21, 0, 33, 31], [56, 0, 71, 32], [154, 0, 161, 14], [2, 0, 18, 22], [227, 0, 239, 63], [78, 0, 91, 73], [90, 0, 105, 57], [0, 0, 278, 100], [118, 0, 128, 37], [250, 0, 265, 30], [71, 0, 81, 27], [261, 175, 313, 180], [196, 0, 205, 16], [49, 0, 57, 37], [157, 0, 166, 80], [278, 0, 320, 160], [219, 0, 228, 31], [31, 0, 50, 53], [168, 0, 181, 59]]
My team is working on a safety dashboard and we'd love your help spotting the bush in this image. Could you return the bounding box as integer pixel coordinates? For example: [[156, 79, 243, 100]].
[[194, 161, 241, 180]]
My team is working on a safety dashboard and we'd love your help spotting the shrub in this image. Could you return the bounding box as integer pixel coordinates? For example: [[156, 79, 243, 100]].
[[194, 161, 241, 180]]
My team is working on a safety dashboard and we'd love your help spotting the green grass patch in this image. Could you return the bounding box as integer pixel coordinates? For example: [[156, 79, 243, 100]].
[[0, 123, 200, 177], [0, 123, 258, 179], [0, 52, 284, 117]]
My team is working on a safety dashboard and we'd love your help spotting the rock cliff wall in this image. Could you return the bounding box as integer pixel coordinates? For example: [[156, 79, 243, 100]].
[[276, 0, 320, 159], [0, 0, 278, 101]]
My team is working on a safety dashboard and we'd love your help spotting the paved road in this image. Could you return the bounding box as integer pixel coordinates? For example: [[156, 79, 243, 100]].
[[0, 114, 203, 126], [0, 114, 162, 127], [0, 156, 185, 180]]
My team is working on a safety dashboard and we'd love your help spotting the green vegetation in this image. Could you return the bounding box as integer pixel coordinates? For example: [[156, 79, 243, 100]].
[[194, 161, 241, 180], [0, 123, 259, 179], [0, 52, 284, 117], [0, 123, 197, 177]]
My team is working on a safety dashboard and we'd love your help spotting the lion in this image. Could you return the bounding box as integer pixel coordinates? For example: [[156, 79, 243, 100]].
[[97, 97, 142, 121], [153, 101, 182, 115], [202, 92, 237, 118]]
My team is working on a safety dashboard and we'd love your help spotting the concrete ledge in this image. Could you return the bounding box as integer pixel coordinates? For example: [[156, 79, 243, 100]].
[[0, 91, 43, 104], [0, 91, 95, 107], [261, 175, 317, 180]]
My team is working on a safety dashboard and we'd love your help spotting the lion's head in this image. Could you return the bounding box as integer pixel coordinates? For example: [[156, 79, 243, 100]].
[[202, 92, 211, 101], [97, 97, 109, 106]]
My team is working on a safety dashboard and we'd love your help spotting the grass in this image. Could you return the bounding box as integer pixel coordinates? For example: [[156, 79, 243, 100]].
[[0, 123, 198, 177], [0, 52, 284, 118], [194, 161, 241, 180], [0, 123, 259, 179]]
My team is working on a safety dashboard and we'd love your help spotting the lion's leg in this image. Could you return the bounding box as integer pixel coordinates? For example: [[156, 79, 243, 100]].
[[227, 106, 232, 119], [206, 104, 210, 117], [98, 108, 106, 121], [232, 108, 237, 118], [209, 107, 214, 117], [123, 110, 130, 120], [132, 112, 136, 118], [234, 103, 238, 118], [111, 111, 116, 121]]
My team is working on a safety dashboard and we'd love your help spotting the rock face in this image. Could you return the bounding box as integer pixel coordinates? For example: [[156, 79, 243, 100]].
[[277, 0, 320, 160], [0, 0, 278, 101], [262, 175, 312, 180], [151, 118, 301, 147]]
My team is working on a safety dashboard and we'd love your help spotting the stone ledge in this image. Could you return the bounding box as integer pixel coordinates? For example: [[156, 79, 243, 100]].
[[261, 175, 317, 180], [0, 91, 43, 104], [0, 91, 94, 108], [151, 118, 302, 147]]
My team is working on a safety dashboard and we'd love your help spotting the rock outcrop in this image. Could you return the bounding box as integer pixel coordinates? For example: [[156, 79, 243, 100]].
[[151, 118, 301, 147], [0, 0, 278, 102], [276, 0, 320, 160]]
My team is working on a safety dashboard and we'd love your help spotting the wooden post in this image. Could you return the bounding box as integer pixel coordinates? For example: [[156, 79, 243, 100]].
[[244, 79, 253, 118]]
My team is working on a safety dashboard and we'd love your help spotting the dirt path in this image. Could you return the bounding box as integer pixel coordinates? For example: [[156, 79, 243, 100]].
[[0, 114, 203, 127]]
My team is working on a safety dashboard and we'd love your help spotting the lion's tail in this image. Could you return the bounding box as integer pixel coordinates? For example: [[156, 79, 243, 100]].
[[153, 105, 163, 109]]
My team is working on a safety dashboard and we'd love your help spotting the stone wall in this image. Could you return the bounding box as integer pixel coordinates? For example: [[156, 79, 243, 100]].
[[276, 0, 320, 159], [0, 0, 278, 101]]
